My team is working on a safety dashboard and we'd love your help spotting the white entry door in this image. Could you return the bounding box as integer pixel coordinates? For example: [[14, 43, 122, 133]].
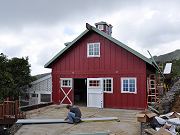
[[87, 78, 103, 108]]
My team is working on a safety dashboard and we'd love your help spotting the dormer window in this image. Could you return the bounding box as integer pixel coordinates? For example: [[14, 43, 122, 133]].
[[97, 25, 104, 30], [87, 43, 100, 57]]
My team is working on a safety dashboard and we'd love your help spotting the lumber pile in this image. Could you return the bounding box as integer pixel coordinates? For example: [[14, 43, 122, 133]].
[[137, 110, 180, 134]]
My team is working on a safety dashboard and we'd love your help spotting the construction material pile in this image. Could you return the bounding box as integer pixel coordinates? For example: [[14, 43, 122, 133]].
[[137, 111, 180, 135]]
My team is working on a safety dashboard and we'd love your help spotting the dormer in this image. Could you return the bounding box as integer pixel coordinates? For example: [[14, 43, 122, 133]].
[[95, 21, 113, 36]]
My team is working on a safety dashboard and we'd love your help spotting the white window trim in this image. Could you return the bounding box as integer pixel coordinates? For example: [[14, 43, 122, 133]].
[[87, 42, 100, 57], [60, 78, 72, 87], [103, 78, 113, 93], [98, 25, 104, 30], [121, 77, 137, 94]]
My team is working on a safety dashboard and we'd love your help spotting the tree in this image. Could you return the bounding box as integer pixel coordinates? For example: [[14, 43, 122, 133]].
[[8, 56, 34, 99], [0, 53, 13, 102], [172, 59, 180, 79], [0, 53, 34, 101]]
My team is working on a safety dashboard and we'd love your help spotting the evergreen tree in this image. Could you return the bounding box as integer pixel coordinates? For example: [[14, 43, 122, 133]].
[[0, 53, 33, 102]]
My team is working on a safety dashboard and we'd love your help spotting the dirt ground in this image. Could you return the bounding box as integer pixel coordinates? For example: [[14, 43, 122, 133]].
[[15, 105, 141, 135], [171, 95, 180, 112]]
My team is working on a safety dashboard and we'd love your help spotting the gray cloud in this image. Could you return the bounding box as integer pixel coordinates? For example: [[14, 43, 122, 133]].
[[1, 45, 22, 57], [0, 0, 180, 75], [0, 0, 138, 27], [112, 1, 180, 49]]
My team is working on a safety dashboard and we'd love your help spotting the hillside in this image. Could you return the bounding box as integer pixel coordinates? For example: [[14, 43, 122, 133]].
[[153, 49, 180, 78], [153, 49, 180, 62]]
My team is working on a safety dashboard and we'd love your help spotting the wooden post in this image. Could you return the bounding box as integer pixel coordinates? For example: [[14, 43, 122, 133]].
[[15, 100, 18, 120], [3, 101, 5, 119], [0, 104, 4, 120]]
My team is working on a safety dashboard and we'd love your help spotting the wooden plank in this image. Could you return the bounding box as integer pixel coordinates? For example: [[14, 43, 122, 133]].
[[16, 118, 66, 124], [82, 117, 119, 122], [75, 132, 109, 135], [4, 115, 15, 119], [4, 101, 15, 103], [0, 104, 3, 119], [148, 105, 159, 114], [144, 128, 157, 135], [15, 100, 18, 119], [16, 117, 119, 124]]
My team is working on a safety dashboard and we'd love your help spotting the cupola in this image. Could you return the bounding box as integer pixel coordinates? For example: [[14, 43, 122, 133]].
[[95, 21, 113, 36]]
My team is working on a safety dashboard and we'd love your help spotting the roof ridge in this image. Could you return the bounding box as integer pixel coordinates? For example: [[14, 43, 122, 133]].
[[44, 23, 153, 68], [86, 23, 152, 65]]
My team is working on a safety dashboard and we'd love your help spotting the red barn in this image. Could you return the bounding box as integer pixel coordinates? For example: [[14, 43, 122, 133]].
[[45, 22, 157, 109]]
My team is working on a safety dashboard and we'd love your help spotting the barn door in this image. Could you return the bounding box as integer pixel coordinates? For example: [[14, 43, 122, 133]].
[[60, 78, 73, 105], [87, 78, 103, 108]]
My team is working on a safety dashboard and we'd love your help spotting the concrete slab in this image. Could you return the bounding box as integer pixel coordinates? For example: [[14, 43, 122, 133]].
[[15, 105, 141, 135]]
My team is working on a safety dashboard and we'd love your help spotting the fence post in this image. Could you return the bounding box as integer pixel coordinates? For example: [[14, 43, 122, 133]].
[[15, 100, 19, 120], [3, 101, 4, 120]]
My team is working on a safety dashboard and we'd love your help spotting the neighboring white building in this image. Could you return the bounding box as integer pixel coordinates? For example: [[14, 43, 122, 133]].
[[22, 73, 52, 106]]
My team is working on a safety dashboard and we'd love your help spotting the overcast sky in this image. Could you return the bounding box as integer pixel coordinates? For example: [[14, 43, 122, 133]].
[[0, 0, 180, 75]]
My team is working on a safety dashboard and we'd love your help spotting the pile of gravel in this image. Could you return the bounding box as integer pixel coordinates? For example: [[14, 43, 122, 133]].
[[0, 124, 22, 135], [0, 126, 9, 135], [141, 122, 151, 135]]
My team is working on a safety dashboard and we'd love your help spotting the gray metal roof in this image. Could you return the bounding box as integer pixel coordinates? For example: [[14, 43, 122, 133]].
[[95, 21, 108, 26], [44, 23, 153, 68], [34, 73, 51, 80]]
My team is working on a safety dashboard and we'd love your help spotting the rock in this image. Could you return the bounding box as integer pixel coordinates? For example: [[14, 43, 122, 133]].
[[155, 79, 180, 114]]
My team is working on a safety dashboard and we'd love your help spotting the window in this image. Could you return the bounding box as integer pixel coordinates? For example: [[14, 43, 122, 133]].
[[121, 77, 137, 94], [32, 93, 38, 97], [61, 78, 72, 87], [87, 43, 100, 57], [106, 25, 109, 33], [41, 94, 51, 102], [103, 78, 113, 93], [98, 25, 104, 30], [88, 80, 100, 88]]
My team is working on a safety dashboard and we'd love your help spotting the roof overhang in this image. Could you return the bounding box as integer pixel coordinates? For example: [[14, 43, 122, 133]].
[[44, 29, 89, 68]]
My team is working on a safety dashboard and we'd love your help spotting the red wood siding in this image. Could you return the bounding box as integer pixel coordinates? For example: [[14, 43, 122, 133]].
[[51, 32, 147, 109]]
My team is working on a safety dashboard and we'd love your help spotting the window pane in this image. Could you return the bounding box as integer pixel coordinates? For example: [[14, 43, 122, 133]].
[[89, 80, 100, 87], [94, 51, 99, 55], [94, 44, 99, 48], [130, 79, 135, 83], [94, 44, 99, 56], [41, 94, 51, 102], [88, 43, 100, 57], [62, 79, 71, 87], [130, 84, 134, 87], [123, 87, 128, 91], [129, 87, 135, 92], [88, 44, 94, 56], [89, 51, 93, 55], [103, 79, 112, 92], [98, 25, 103, 30], [89, 44, 93, 49], [122, 78, 136, 93]]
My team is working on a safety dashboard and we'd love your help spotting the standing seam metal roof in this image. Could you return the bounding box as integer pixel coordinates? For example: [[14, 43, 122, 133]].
[[44, 23, 153, 68]]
